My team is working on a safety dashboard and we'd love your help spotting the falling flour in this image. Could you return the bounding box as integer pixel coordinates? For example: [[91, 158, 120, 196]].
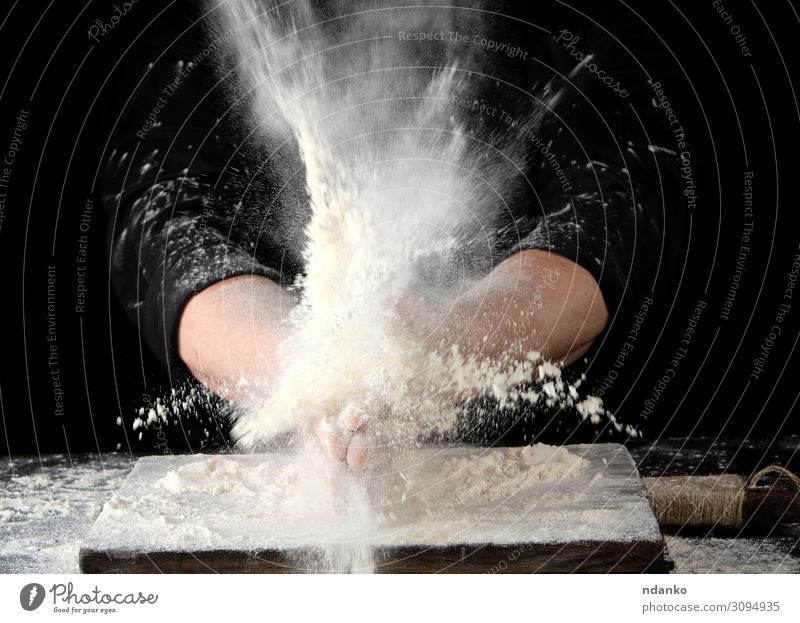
[[211, 0, 619, 450]]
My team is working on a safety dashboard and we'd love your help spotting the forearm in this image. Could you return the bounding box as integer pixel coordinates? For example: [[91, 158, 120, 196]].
[[449, 249, 608, 365], [177, 274, 295, 400]]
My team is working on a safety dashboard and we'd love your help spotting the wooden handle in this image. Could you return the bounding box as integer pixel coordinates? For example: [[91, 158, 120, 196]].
[[642, 466, 800, 529]]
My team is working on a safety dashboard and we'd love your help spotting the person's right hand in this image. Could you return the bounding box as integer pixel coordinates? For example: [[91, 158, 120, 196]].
[[178, 276, 382, 466]]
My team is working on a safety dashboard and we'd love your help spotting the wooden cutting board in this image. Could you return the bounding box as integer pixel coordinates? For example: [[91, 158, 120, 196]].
[[80, 443, 670, 573]]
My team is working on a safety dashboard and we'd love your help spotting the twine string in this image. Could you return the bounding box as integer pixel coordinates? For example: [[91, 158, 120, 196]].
[[643, 465, 800, 528]]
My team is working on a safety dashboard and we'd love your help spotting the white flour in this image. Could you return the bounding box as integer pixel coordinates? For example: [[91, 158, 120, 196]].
[[665, 535, 800, 574], [82, 445, 669, 573], [143, 445, 587, 572], [7, 456, 796, 574], [155, 444, 585, 510], [0, 457, 133, 573]]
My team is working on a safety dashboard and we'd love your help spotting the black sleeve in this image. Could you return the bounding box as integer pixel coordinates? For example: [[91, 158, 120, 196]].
[[508, 18, 685, 320], [97, 4, 287, 375]]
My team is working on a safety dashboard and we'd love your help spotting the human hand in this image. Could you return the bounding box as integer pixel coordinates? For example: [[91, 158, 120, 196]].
[[303, 402, 371, 472]]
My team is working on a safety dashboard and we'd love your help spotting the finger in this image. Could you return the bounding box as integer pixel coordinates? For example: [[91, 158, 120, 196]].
[[315, 417, 349, 462], [346, 432, 370, 471], [338, 403, 366, 432]]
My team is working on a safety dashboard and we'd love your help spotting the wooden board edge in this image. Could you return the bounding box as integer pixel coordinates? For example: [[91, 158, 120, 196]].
[[80, 540, 672, 574]]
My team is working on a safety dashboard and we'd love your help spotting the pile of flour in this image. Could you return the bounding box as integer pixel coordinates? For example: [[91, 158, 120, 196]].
[[154, 443, 586, 512], [84, 446, 603, 573]]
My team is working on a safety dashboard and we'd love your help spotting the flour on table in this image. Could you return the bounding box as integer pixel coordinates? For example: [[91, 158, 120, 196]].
[[155, 443, 585, 510], [0, 456, 133, 573], [666, 535, 800, 574], [82, 444, 662, 572]]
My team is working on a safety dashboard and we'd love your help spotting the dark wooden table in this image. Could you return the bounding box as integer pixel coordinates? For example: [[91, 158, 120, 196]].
[[2, 436, 798, 573]]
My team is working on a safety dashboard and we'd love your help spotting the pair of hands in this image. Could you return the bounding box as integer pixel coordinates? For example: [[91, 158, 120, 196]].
[[177, 250, 609, 471]]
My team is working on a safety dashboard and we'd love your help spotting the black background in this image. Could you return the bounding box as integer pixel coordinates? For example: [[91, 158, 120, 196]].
[[0, 0, 798, 457]]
